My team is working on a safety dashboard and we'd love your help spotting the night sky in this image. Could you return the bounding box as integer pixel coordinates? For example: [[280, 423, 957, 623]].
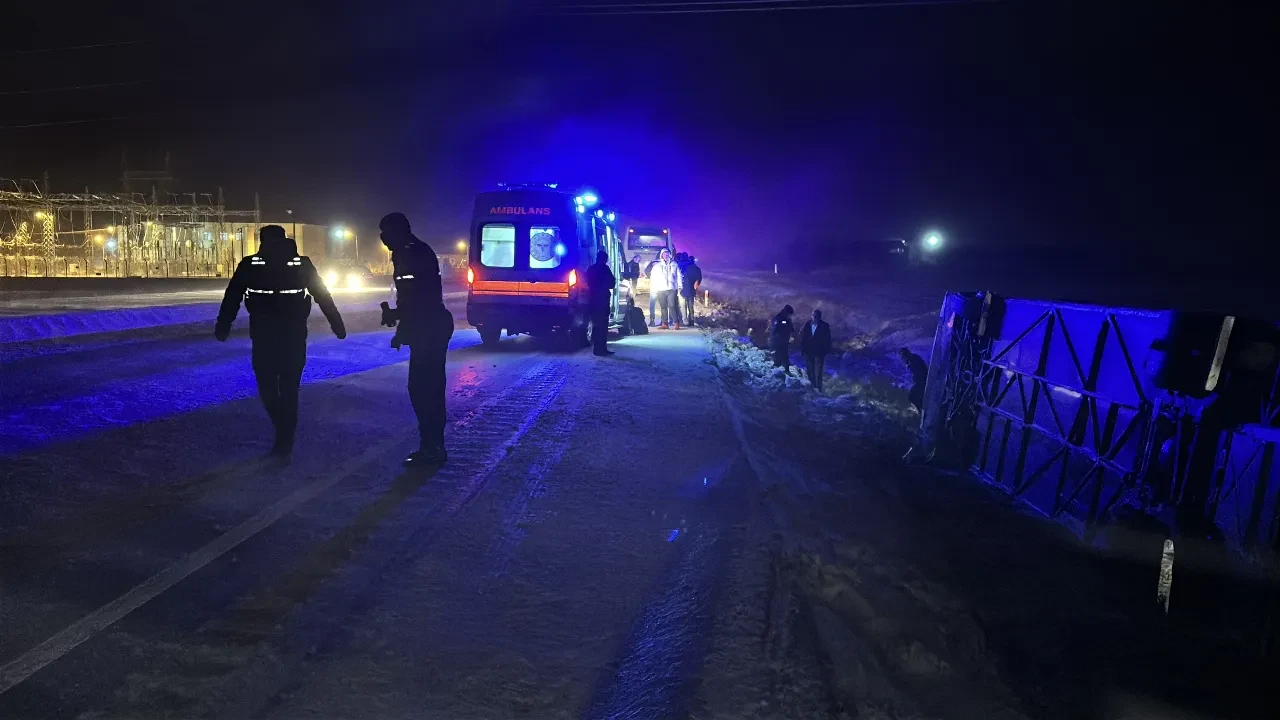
[[1, 1, 1268, 266]]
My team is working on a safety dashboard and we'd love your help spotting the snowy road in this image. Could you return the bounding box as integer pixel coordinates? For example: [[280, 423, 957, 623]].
[[1, 303, 1267, 719], [0, 320, 772, 719]]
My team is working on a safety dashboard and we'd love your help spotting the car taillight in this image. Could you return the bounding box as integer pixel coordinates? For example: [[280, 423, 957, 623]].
[[568, 269, 577, 287], [466, 267, 475, 285]]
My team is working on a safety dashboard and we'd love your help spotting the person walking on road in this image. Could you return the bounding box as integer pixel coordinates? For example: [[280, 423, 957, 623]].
[[378, 212, 455, 467], [586, 250, 616, 356], [680, 255, 702, 327], [649, 248, 683, 330], [215, 225, 346, 459], [770, 304, 797, 374], [800, 308, 832, 390]]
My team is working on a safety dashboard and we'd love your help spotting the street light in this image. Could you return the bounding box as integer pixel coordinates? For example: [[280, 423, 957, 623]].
[[922, 231, 944, 251], [332, 226, 358, 263], [456, 240, 467, 252]]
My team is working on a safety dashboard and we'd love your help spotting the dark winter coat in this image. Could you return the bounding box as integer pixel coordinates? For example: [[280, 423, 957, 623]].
[[680, 263, 702, 296], [586, 261, 616, 309], [216, 238, 344, 340], [770, 312, 795, 351], [800, 319, 832, 357], [624, 260, 640, 282], [391, 237, 448, 347]]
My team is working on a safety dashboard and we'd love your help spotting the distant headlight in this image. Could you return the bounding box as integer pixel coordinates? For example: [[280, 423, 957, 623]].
[[347, 273, 363, 290], [324, 270, 339, 287]]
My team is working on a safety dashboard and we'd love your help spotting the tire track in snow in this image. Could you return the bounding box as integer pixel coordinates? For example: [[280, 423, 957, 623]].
[[200, 359, 574, 719], [486, 384, 584, 577]]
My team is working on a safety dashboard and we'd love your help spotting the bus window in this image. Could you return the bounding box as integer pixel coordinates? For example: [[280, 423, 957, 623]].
[[628, 233, 667, 251], [529, 226, 563, 269], [480, 224, 516, 267]]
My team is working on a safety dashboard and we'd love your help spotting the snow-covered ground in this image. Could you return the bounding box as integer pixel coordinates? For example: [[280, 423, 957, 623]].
[[0, 280, 1267, 719]]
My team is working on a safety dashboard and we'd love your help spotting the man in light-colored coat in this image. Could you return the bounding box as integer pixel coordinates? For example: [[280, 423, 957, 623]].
[[648, 248, 683, 329]]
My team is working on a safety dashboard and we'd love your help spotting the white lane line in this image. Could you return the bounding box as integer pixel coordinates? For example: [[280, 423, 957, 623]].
[[0, 433, 409, 696]]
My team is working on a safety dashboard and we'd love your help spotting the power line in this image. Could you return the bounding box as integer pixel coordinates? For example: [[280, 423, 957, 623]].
[[0, 80, 148, 96], [543, 0, 1002, 15], [560, 0, 888, 7], [0, 114, 153, 131], [1, 40, 149, 56]]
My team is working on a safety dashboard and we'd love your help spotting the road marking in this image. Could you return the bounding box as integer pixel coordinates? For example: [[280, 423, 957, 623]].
[[0, 434, 409, 696], [0, 353, 544, 695]]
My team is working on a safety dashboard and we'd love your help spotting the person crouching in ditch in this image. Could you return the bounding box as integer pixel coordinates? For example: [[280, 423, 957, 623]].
[[800, 308, 832, 390]]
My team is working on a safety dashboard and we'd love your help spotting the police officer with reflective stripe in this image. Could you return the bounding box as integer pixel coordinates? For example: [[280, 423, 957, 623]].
[[215, 225, 346, 458], [378, 212, 454, 467]]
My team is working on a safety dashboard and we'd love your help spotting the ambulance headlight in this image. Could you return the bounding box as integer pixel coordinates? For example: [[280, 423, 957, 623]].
[[324, 270, 339, 287], [347, 273, 363, 289]]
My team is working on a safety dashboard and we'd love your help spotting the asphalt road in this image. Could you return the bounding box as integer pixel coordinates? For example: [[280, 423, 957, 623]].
[[0, 316, 755, 719]]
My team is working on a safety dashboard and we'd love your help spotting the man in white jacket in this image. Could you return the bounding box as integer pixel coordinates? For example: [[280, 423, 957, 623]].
[[648, 248, 684, 330]]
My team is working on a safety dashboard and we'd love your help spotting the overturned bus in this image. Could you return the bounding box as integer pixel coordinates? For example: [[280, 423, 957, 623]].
[[465, 184, 633, 347]]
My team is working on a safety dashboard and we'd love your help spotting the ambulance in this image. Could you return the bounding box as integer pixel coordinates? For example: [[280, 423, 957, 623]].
[[465, 183, 632, 347]]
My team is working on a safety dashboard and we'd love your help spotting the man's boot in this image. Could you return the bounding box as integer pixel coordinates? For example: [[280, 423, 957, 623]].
[[405, 445, 447, 467]]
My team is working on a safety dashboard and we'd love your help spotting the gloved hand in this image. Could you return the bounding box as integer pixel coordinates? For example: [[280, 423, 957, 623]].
[[214, 325, 230, 342], [380, 301, 399, 328]]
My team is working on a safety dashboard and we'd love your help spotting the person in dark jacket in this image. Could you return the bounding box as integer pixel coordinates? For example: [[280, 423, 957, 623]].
[[215, 225, 346, 458], [770, 304, 796, 373], [586, 250, 616, 357], [625, 254, 641, 285], [379, 212, 455, 467], [679, 255, 702, 326], [800, 308, 832, 390], [899, 347, 929, 412]]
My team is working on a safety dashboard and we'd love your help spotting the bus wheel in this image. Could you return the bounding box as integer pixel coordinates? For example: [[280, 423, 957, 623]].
[[479, 326, 502, 347]]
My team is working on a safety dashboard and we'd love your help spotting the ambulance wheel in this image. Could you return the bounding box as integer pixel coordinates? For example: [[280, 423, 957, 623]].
[[479, 326, 502, 347], [570, 324, 590, 348]]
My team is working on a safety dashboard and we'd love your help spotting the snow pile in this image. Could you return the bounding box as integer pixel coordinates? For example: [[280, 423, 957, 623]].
[[707, 330, 809, 393]]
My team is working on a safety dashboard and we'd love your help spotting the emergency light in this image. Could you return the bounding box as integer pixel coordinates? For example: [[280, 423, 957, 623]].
[[466, 267, 475, 285], [568, 269, 577, 287]]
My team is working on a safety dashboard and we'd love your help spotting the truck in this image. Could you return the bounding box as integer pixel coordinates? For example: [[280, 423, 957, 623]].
[[465, 184, 633, 348]]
